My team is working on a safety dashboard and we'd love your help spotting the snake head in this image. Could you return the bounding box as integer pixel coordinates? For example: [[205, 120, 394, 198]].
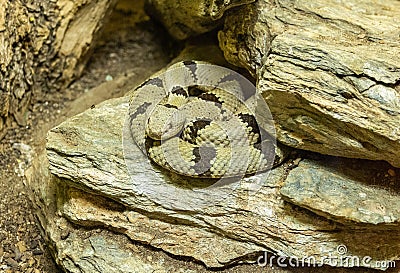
[[146, 105, 186, 140]]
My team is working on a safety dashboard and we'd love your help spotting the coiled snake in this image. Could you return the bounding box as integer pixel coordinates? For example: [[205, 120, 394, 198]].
[[128, 61, 279, 178]]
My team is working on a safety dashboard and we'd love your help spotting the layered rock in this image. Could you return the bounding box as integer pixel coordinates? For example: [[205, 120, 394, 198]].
[[21, 1, 400, 272], [218, 0, 400, 167], [44, 95, 400, 270]]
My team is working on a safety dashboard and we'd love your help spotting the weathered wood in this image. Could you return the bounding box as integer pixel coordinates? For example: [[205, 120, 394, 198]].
[[0, 0, 117, 139]]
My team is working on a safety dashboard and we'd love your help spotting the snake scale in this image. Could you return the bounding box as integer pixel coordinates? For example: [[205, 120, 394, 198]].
[[128, 61, 278, 178]]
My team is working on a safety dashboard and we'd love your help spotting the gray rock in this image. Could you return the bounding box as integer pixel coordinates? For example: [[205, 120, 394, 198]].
[[53, 227, 175, 273], [29, 147, 386, 273], [218, 0, 400, 168], [24, 150, 212, 273], [280, 157, 400, 225], [362, 85, 400, 114], [145, 0, 255, 39], [24, 97, 260, 273], [45, 95, 400, 270]]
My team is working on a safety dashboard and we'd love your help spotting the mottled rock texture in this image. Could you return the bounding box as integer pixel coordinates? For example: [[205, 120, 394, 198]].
[[15, 0, 400, 272], [280, 158, 400, 225], [45, 96, 400, 270], [218, 0, 400, 168], [145, 0, 255, 39]]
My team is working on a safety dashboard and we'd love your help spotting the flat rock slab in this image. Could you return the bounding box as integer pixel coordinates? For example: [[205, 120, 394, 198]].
[[281, 158, 400, 226], [26, 147, 385, 273], [46, 95, 400, 269], [218, 0, 400, 168]]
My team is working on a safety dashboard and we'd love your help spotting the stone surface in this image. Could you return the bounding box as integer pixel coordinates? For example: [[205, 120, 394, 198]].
[[19, 0, 400, 271], [27, 151, 387, 273], [280, 157, 400, 226], [61, 187, 265, 267], [23, 93, 388, 273], [25, 149, 237, 273], [145, 0, 255, 39], [218, 0, 400, 168], [45, 95, 400, 270]]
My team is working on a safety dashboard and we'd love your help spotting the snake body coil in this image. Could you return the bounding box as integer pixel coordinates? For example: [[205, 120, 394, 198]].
[[128, 61, 276, 178]]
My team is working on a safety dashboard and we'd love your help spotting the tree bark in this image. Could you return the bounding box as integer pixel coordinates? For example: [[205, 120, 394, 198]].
[[0, 0, 117, 139]]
